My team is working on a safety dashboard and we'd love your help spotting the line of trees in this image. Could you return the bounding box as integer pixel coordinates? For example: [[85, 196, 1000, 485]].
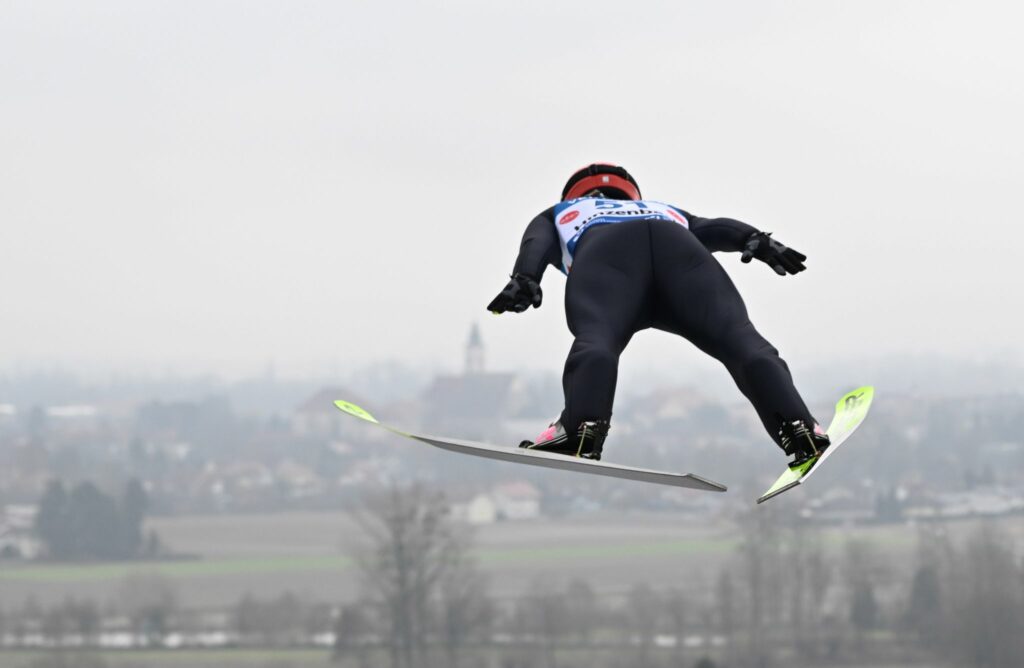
[[10, 485, 1024, 668], [336, 485, 729, 668], [2, 573, 179, 647], [336, 487, 1024, 668], [34, 478, 160, 560], [343, 485, 493, 668], [712, 505, 1024, 668]]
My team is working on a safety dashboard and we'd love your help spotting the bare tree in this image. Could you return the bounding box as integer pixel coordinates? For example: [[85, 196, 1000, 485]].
[[515, 579, 570, 668], [67, 598, 101, 643], [438, 548, 493, 668], [27, 652, 108, 668], [235, 592, 305, 646], [849, 581, 879, 635], [352, 484, 487, 668], [715, 569, 736, 666], [333, 603, 374, 668], [627, 583, 661, 668], [802, 528, 832, 660], [844, 539, 885, 653], [41, 602, 69, 643], [714, 568, 735, 635], [944, 524, 1024, 668], [664, 587, 688, 667], [785, 520, 829, 662], [118, 573, 178, 645], [904, 564, 941, 640], [736, 505, 784, 668], [563, 578, 599, 644], [904, 523, 952, 648]]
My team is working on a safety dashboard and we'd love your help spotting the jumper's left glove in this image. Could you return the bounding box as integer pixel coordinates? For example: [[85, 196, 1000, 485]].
[[487, 273, 543, 314], [741, 232, 807, 275]]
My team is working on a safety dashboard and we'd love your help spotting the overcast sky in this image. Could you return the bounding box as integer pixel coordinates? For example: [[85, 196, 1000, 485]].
[[2, 1, 1022, 383]]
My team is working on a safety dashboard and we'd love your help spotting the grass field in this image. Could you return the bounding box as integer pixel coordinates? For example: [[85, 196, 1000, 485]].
[[0, 556, 352, 583], [0, 511, 739, 607], [0, 535, 736, 583], [1, 509, 1013, 610], [0, 647, 946, 668], [0, 649, 334, 668]]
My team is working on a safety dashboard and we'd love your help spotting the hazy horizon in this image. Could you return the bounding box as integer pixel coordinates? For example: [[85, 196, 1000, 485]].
[[4, 1, 1023, 383], [5, 5, 1024, 668]]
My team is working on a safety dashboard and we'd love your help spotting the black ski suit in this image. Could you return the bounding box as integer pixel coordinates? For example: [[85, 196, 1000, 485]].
[[511, 205, 816, 447]]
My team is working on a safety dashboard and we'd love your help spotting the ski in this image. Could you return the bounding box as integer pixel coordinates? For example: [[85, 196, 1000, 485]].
[[334, 400, 727, 492], [757, 386, 875, 504]]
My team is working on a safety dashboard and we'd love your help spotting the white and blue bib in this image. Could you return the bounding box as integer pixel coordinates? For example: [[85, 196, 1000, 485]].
[[552, 198, 689, 273]]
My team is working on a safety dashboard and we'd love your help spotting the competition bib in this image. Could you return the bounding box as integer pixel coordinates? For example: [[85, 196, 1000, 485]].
[[552, 198, 689, 272]]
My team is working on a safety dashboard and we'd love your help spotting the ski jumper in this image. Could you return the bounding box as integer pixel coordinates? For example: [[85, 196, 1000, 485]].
[[511, 198, 816, 446]]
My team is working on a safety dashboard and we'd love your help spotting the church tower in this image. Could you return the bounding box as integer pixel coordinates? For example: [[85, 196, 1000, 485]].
[[465, 322, 484, 375]]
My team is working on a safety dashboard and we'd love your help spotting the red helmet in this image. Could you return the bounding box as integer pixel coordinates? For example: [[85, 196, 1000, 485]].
[[561, 163, 641, 201]]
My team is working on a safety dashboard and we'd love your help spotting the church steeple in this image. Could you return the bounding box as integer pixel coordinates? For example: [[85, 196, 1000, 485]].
[[465, 322, 484, 375]]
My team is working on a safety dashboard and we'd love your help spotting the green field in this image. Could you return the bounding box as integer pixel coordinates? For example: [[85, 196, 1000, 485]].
[[0, 556, 352, 583], [0, 510, 740, 606], [0, 533, 735, 585], [0, 649, 334, 668], [0, 509, 1010, 610]]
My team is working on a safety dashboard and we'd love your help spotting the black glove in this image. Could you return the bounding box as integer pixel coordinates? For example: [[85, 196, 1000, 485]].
[[741, 232, 807, 275], [487, 273, 543, 314]]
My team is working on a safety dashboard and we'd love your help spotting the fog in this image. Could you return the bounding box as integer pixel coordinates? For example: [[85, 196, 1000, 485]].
[[3, 1, 1022, 382]]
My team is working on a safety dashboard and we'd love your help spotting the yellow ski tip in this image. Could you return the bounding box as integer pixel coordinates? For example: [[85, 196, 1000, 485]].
[[334, 400, 379, 424]]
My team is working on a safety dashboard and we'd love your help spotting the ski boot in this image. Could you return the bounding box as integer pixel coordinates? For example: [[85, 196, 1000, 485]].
[[779, 419, 830, 468], [519, 419, 609, 461]]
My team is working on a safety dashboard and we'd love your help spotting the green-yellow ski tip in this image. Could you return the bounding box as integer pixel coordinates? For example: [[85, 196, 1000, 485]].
[[334, 400, 379, 424], [829, 386, 874, 434], [837, 385, 875, 408]]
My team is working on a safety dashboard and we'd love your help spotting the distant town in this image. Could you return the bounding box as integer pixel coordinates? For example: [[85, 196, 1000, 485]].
[[3, 325, 1023, 564], [3, 328, 1024, 668]]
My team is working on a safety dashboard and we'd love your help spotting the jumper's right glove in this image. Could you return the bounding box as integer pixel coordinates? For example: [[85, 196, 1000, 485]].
[[741, 232, 807, 275], [487, 273, 543, 314]]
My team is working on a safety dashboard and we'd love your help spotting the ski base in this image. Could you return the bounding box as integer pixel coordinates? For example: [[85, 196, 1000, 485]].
[[334, 400, 726, 492]]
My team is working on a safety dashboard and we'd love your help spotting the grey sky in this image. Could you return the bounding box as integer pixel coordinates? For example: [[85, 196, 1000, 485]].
[[2, 1, 1022, 381]]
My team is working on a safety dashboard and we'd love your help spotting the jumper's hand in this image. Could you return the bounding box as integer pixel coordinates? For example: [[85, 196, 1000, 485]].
[[741, 232, 807, 275], [487, 274, 543, 314]]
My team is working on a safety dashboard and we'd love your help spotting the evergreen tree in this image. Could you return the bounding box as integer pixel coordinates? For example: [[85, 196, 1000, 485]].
[[35, 478, 157, 561], [143, 530, 162, 558], [68, 482, 121, 559], [119, 479, 148, 556], [35, 480, 71, 559]]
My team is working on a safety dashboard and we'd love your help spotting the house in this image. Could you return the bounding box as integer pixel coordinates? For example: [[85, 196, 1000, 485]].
[[421, 323, 520, 439], [0, 505, 41, 559], [293, 387, 368, 439], [492, 481, 542, 520], [463, 495, 498, 525]]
